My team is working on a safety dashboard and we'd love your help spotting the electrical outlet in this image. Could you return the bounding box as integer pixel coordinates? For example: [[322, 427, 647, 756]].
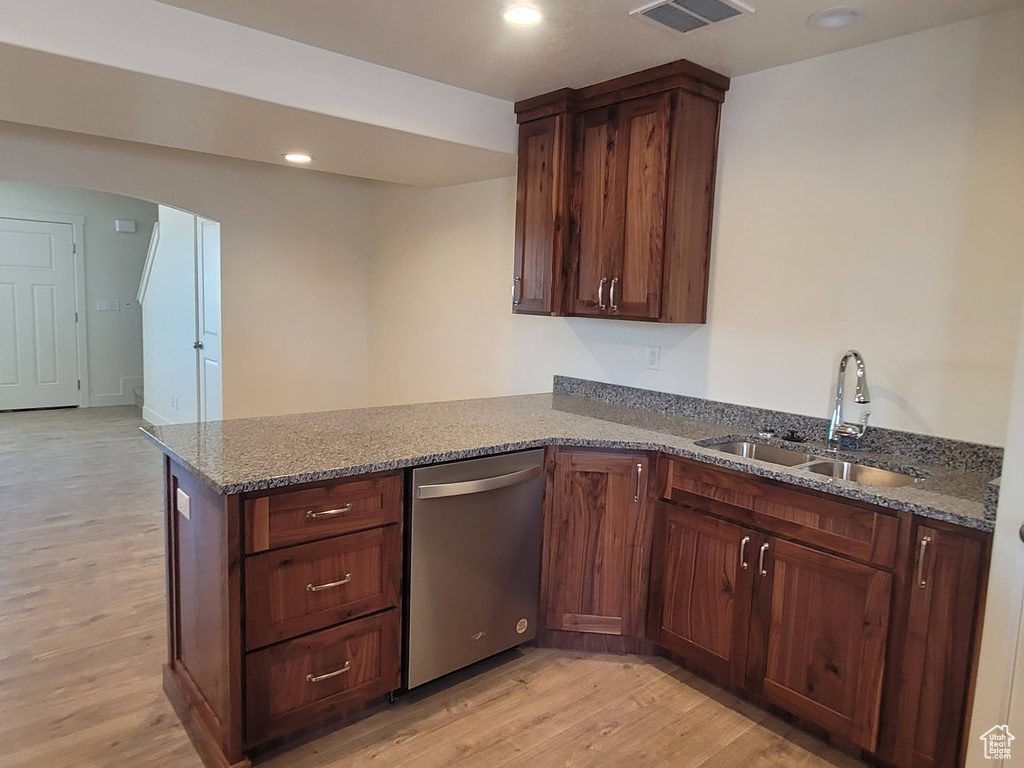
[[646, 346, 661, 371], [170, 395, 179, 410]]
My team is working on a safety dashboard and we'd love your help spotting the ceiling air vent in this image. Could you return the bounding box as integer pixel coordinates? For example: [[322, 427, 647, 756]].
[[630, 0, 754, 35]]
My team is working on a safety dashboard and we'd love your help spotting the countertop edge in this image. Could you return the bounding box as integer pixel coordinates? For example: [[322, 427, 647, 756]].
[[140, 427, 994, 534]]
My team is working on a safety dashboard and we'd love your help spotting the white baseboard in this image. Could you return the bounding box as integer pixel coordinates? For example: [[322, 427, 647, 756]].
[[90, 376, 144, 407], [142, 406, 174, 426]]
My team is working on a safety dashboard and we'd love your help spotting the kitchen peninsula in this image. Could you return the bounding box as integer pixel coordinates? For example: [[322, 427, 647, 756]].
[[144, 377, 998, 768]]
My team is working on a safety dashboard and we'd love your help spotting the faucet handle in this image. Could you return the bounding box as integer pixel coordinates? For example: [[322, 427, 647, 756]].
[[855, 411, 871, 439]]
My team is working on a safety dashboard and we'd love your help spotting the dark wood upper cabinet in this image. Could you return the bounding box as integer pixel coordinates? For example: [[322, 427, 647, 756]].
[[749, 538, 892, 752], [542, 450, 651, 637], [514, 59, 728, 323], [647, 501, 754, 689], [512, 115, 570, 315]]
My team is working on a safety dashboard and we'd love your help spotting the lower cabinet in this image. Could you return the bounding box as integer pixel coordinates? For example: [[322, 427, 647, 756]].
[[751, 537, 891, 751], [647, 501, 891, 751], [542, 449, 651, 638], [892, 521, 988, 768]]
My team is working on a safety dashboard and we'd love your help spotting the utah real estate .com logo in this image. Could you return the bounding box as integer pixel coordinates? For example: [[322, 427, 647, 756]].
[[980, 725, 1015, 759]]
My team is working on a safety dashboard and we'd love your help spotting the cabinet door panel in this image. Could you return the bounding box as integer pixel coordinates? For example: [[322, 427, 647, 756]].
[[614, 93, 671, 320], [898, 525, 985, 768], [647, 501, 754, 688], [513, 115, 567, 315], [754, 538, 891, 751], [543, 451, 649, 636], [570, 108, 624, 316]]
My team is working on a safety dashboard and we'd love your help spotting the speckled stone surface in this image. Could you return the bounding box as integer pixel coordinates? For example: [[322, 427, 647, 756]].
[[142, 390, 998, 533], [986, 477, 1002, 521], [554, 376, 1005, 476]]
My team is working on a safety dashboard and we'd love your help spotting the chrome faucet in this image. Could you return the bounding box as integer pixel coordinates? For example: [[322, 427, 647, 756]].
[[827, 350, 871, 451]]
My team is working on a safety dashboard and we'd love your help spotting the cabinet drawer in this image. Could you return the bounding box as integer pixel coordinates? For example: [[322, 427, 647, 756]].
[[244, 472, 402, 553], [246, 526, 401, 649], [246, 610, 400, 747], [661, 457, 899, 569]]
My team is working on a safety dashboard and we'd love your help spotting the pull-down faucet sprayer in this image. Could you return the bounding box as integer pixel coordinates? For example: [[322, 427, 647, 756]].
[[827, 350, 871, 451]]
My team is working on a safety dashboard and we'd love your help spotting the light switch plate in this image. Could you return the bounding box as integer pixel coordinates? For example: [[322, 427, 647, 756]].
[[96, 300, 120, 311], [176, 488, 191, 520], [115, 219, 137, 233]]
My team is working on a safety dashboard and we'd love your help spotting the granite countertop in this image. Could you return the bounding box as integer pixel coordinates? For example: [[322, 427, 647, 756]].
[[142, 393, 997, 532]]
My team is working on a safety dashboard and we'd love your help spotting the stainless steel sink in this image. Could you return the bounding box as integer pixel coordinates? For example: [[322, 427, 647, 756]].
[[711, 441, 820, 467], [802, 460, 921, 488]]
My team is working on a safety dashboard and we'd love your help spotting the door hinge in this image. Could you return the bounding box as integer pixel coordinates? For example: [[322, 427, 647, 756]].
[[77, 379, 81, 390], [75, 312, 79, 322], [72, 243, 77, 254]]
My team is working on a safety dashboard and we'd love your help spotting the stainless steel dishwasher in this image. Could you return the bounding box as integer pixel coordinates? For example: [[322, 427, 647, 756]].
[[406, 449, 544, 689]]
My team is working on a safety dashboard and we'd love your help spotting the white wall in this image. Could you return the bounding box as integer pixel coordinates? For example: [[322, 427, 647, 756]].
[[0, 120, 373, 419], [0, 180, 156, 405], [142, 206, 198, 425], [369, 8, 1024, 446]]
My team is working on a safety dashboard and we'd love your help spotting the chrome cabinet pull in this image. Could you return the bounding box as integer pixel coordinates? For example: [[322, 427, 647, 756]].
[[598, 277, 607, 310], [307, 503, 354, 520], [739, 536, 750, 569], [512, 276, 521, 307], [758, 542, 769, 577], [634, 462, 643, 502], [307, 573, 353, 592], [306, 660, 351, 683], [916, 536, 932, 588], [610, 277, 619, 311]]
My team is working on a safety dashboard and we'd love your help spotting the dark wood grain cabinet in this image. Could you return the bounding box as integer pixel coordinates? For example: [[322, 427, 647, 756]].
[[647, 456, 989, 765], [541, 450, 652, 639], [513, 60, 728, 323]]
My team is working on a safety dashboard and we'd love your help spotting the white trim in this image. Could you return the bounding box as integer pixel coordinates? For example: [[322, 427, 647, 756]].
[[137, 221, 158, 304], [0, 206, 89, 407], [90, 375, 142, 407], [142, 405, 173, 426]]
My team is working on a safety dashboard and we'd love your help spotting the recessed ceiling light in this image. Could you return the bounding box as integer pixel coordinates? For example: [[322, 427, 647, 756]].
[[283, 152, 313, 164], [807, 7, 860, 29], [504, 5, 543, 25]]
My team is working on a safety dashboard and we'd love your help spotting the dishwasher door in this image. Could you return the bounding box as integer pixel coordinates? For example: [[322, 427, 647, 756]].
[[407, 449, 544, 689]]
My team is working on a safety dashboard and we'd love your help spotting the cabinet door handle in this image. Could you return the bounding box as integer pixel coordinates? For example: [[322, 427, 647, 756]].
[[598, 277, 607, 310], [512, 276, 521, 307], [916, 536, 932, 588], [307, 503, 354, 520], [610, 277, 619, 311], [307, 573, 353, 592], [758, 542, 769, 577], [634, 462, 643, 502], [306, 660, 351, 683], [739, 536, 750, 569]]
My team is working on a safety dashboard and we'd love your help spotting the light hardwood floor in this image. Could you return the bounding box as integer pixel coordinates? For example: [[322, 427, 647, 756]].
[[0, 406, 865, 768]]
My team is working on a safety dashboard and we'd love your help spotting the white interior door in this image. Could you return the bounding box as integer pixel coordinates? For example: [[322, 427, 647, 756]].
[[196, 218, 221, 422], [0, 217, 79, 410]]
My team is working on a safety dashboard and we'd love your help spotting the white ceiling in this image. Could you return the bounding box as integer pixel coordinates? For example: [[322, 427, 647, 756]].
[[0, 43, 516, 187], [156, 0, 1024, 101]]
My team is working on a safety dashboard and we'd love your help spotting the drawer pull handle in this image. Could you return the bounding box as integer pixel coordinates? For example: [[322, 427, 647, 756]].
[[739, 536, 750, 569], [916, 536, 932, 588], [758, 542, 769, 577], [307, 573, 353, 592], [634, 462, 643, 503], [307, 503, 353, 520], [598, 277, 607, 310], [306, 660, 351, 683]]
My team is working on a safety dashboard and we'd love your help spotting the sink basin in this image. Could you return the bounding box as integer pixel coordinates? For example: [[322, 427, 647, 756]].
[[802, 461, 921, 488], [711, 441, 819, 467]]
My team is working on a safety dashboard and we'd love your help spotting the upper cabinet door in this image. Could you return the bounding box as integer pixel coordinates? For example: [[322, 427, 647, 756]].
[[542, 451, 650, 637], [569, 106, 624, 317], [611, 93, 671, 320], [646, 501, 755, 689], [749, 538, 892, 751], [513, 115, 569, 315]]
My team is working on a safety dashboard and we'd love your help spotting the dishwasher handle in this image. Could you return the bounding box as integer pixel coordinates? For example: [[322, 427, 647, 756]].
[[415, 464, 542, 500]]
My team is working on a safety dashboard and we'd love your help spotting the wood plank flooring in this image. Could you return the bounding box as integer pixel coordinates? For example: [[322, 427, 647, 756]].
[[0, 406, 866, 768]]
